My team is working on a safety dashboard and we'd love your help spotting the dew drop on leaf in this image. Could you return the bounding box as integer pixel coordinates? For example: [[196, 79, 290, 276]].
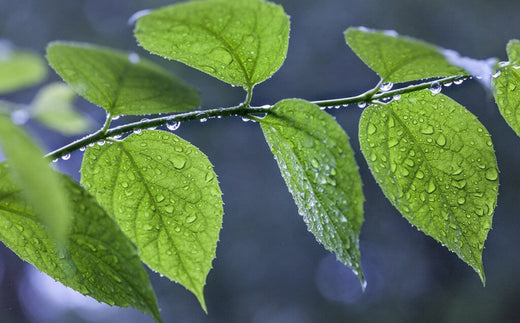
[[420, 125, 434, 135], [427, 179, 437, 193], [367, 123, 377, 135], [485, 168, 498, 181], [61, 154, 71, 161]]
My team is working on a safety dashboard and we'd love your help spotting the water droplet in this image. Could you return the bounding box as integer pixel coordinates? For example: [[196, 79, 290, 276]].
[[61, 154, 71, 161], [210, 47, 233, 65], [444, 82, 453, 87], [457, 197, 466, 205], [311, 159, 319, 168], [367, 124, 377, 135], [380, 82, 393, 92], [454, 78, 464, 85], [97, 140, 105, 146], [429, 82, 442, 95], [171, 156, 187, 169], [186, 214, 197, 223], [11, 109, 29, 125], [393, 94, 401, 101], [492, 70, 501, 78], [166, 122, 180, 131], [165, 205, 174, 213], [452, 180, 466, 189], [200, 118, 208, 123], [404, 158, 414, 167], [128, 9, 151, 25], [436, 134, 447, 146], [388, 138, 399, 148], [415, 170, 425, 179], [358, 102, 367, 109], [485, 168, 498, 181], [79, 146, 86, 152], [128, 52, 140, 64], [427, 179, 437, 193], [156, 195, 165, 202], [121, 182, 129, 188], [421, 125, 434, 135], [205, 171, 215, 183], [133, 129, 142, 134]]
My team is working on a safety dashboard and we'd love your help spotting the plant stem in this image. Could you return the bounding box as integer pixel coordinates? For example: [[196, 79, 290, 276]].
[[45, 75, 468, 160]]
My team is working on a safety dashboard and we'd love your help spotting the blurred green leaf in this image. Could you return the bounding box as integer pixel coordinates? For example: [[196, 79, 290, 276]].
[[32, 82, 92, 135], [46, 42, 200, 116], [260, 99, 365, 284], [0, 112, 70, 241], [0, 165, 161, 322], [81, 130, 223, 311], [359, 91, 498, 282], [345, 27, 466, 83], [0, 47, 47, 94], [135, 0, 290, 90], [492, 39, 520, 138]]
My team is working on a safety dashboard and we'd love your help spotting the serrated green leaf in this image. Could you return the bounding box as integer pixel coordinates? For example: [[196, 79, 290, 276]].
[[134, 0, 290, 90], [80, 130, 223, 311], [46, 42, 200, 116], [32, 82, 93, 135], [0, 113, 71, 241], [0, 48, 47, 94], [260, 99, 365, 284], [359, 91, 498, 282], [492, 40, 520, 138], [345, 27, 466, 83], [0, 165, 161, 322]]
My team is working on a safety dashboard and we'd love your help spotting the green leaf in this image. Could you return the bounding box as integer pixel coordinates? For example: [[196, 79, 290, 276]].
[[46, 42, 200, 116], [0, 165, 161, 322], [80, 130, 223, 311], [345, 27, 466, 83], [260, 99, 365, 284], [0, 47, 47, 94], [134, 0, 290, 90], [0, 113, 71, 241], [358, 91, 498, 282], [492, 40, 520, 138], [32, 82, 93, 135]]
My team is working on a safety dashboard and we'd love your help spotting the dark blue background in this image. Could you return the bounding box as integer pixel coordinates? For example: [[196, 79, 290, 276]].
[[1, 0, 520, 322]]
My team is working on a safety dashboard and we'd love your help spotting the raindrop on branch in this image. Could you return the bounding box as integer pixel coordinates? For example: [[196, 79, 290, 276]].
[[429, 82, 442, 95], [166, 122, 180, 131], [380, 82, 393, 92]]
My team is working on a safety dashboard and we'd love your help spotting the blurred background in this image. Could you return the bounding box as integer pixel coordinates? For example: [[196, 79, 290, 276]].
[[1, 0, 520, 322]]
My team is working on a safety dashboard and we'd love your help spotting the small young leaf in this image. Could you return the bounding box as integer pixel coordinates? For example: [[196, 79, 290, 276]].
[[260, 99, 365, 284], [46, 42, 200, 116], [0, 165, 161, 322], [345, 27, 466, 83], [0, 112, 71, 241], [359, 91, 498, 282], [0, 47, 47, 94], [32, 82, 93, 135], [492, 40, 520, 138], [134, 0, 290, 90], [80, 130, 223, 311]]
